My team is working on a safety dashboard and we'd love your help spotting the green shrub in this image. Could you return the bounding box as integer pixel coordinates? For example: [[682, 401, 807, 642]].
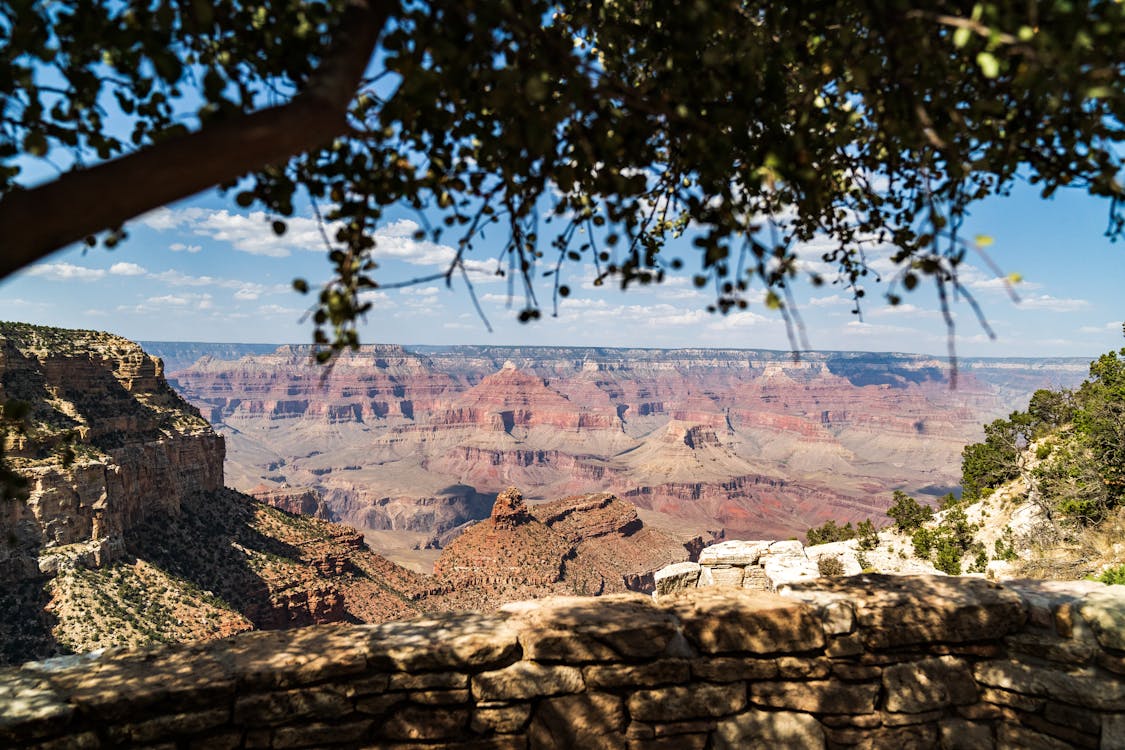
[[993, 528, 1018, 562], [855, 552, 875, 573], [886, 491, 934, 533], [934, 542, 963, 576], [1095, 564, 1125, 585], [967, 544, 989, 574], [856, 519, 879, 550], [817, 556, 845, 577], [911, 527, 934, 559], [805, 519, 856, 546]]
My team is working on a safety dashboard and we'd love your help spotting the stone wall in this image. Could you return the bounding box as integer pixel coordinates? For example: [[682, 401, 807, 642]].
[[1, 575, 1123, 749]]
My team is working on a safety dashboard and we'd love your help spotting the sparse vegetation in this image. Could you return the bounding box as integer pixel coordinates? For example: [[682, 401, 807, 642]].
[[817, 556, 845, 577], [886, 491, 934, 533], [856, 519, 880, 551], [805, 520, 856, 546], [1095, 565, 1125, 586]]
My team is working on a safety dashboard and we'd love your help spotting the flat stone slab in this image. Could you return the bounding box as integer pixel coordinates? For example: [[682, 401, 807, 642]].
[[1003, 578, 1107, 629], [781, 575, 1026, 648], [974, 660, 1125, 711], [1077, 586, 1125, 651], [657, 588, 824, 654], [503, 594, 681, 661], [654, 562, 701, 595], [714, 709, 825, 750], [698, 541, 773, 566]]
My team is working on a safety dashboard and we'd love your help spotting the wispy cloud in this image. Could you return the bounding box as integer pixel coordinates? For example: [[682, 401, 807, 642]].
[[1079, 321, 1123, 334], [169, 242, 202, 253], [25, 262, 106, 282], [869, 303, 943, 320], [1018, 294, 1091, 312], [118, 293, 214, 313], [139, 209, 501, 285]]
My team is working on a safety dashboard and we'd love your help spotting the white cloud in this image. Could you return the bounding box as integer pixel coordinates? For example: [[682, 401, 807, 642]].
[[138, 209, 500, 282], [358, 290, 393, 308], [1018, 294, 1091, 313], [169, 242, 202, 253], [398, 285, 441, 297], [807, 294, 848, 308], [150, 293, 213, 309], [969, 276, 1043, 293], [109, 262, 147, 276], [706, 310, 769, 330], [869, 303, 942, 320], [258, 304, 304, 317], [149, 269, 218, 287], [840, 320, 917, 337], [137, 206, 207, 231], [25, 262, 105, 282], [370, 219, 459, 267], [117, 292, 213, 313], [1079, 321, 1123, 334], [148, 268, 287, 297], [194, 210, 316, 257]]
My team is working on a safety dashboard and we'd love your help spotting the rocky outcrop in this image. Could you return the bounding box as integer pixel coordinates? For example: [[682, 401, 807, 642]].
[[430, 489, 696, 607], [489, 486, 534, 530], [432, 488, 589, 603], [3, 576, 1122, 749], [0, 323, 223, 580], [248, 484, 332, 520], [654, 539, 822, 595], [0, 325, 432, 664], [531, 492, 644, 540]]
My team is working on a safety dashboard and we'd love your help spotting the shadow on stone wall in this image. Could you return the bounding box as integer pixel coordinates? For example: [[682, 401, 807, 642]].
[[1, 575, 1122, 748]]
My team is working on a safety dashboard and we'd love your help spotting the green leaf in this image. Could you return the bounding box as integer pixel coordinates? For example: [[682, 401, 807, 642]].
[[977, 52, 999, 79], [953, 27, 972, 48]]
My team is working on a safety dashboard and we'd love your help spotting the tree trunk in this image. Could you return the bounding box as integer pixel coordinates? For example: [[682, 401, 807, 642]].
[[0, 0, 392, 279]]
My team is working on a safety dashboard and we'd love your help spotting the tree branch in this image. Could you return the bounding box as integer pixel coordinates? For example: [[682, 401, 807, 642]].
[[0, 0, 393, 280]]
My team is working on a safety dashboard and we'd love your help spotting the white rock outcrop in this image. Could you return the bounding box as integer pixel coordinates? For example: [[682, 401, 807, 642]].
[[654, 539, 820, 595]]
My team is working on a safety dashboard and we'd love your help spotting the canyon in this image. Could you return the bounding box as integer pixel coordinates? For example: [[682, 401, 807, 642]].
[[0, 325, 697, 663], [154, 342, 1088, 563]]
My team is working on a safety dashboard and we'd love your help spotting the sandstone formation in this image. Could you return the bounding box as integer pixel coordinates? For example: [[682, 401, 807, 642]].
[[159, 342, 1088, 550], [0, 325, 430, 664], [0, 322, 223, 580], [248, 484, 332, 520], [3, 575, 1122, 749], [429, 488, 697, 608]]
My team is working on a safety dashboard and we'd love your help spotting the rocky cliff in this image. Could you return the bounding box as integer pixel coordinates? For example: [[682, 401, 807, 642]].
[[0, 322, 223, 580], [0, 326, 718, 666], [161, 343, 1088, 551], [0, 324, 430, 665]]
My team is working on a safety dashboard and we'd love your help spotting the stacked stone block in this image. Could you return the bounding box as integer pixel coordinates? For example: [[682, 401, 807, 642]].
[[1, 574, 1122, 749], [654, 539, 821, 594]]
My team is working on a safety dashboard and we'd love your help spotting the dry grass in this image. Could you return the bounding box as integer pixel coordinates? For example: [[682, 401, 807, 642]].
[[1014, 506, 1125, 581]]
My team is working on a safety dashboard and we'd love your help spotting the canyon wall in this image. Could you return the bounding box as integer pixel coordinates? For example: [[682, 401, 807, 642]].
[[159, 342, 1088, 545], [0, 324, 223, 580], [2, 575, 1122, 749]]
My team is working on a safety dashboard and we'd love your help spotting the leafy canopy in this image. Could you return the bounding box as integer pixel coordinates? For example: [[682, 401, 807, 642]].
[[2, 1, 1123, 357]]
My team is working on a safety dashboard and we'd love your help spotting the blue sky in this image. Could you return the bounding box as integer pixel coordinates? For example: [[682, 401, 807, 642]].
[[1, 178, 1121, 357]]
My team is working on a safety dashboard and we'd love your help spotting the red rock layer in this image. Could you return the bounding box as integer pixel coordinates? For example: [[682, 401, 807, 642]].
[[165, 344, 1088, 541]]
